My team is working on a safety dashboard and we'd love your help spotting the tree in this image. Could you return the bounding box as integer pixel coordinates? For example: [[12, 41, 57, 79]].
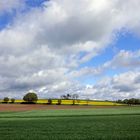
[[72, 94, 79, 105], [23, 92, 38, 103], [47, 98, 52, 105], [61, 94, 71, 99], [66, 94, 71, 99], [3, 97, 9, 103], [72, 94, 79, 100], [11, 98, 15, 103], [86, 98, 90, 105], [57, 99, 62, 105], [116, 99, 122, 103], [135, 99, 140, 104], [121, 98, 140, 105], [123, 99, 128, 104], [128, 98, 135, 105]]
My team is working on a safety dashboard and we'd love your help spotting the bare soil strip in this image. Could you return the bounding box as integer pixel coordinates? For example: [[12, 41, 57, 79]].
[[0, 104, 127, 112]]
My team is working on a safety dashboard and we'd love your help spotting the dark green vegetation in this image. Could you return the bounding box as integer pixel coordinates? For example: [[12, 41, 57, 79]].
[[23, 92, 38, 103], [0, 107, 140, 140], [3, 97, 9, 103], [10, 98, 15, 103], [116, 98, 140, 105]]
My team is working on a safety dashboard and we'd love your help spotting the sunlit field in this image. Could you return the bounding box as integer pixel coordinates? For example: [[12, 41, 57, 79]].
[[0, 99, 124, 106], [0, 106, 139, 140]]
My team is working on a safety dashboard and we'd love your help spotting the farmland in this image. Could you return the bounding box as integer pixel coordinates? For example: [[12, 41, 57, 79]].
[[0, 106, 140, 140], [0, 99, 123, 106]]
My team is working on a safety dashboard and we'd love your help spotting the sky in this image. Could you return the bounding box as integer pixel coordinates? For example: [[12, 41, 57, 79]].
[[0, 0, 140, 100]]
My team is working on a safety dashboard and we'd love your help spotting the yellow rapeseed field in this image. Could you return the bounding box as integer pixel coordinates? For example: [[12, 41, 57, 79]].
[[37, 99, 48, 104], [0, 99, 124, 106]]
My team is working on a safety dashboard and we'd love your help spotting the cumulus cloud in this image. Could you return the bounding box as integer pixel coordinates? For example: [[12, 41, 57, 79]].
[[69, 49, 140, 79], [80, 71, 140, 100], [103, 49, 140, 70], [0, 0, 24, 14], [0, 0, 140, 99]]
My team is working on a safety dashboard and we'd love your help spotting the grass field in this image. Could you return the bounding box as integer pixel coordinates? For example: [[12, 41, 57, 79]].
[[0, 106, 140, 140]]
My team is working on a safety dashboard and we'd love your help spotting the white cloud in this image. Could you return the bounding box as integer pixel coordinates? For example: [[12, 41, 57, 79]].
[[69, 49, 140, 79], [80, 71, 140, 100], [68, 67, 102, 78], [103, 49, 140, 70], [0, 0, 140, 99], [0, 0, 24, 14]]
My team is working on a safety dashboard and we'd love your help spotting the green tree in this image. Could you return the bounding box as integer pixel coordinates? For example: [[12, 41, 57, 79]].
[[116, 100, 122, 103], [72, 94, 79, 105], [57, 99, 62, 105], [127, 98, 134, 106], [122, 98, 140, 105], [86, 98, 90, 105], [135, 99, 140, 104], [47, 98, 52, 105], [61, 94, 72, 99], [23, 92, 38, 103], [123, 99, 128, 104], [11, 98, 15, 103], [3, 97, 9, 103], [66, 94, 71, 99]]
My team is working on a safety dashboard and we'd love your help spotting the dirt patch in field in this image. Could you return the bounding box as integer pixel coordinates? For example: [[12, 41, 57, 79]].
[[0, 104, 125, 112]]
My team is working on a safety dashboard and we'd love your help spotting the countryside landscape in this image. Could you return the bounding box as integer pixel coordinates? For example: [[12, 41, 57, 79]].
[[0, 92, 140, 140], [0, 0, 140, 140]]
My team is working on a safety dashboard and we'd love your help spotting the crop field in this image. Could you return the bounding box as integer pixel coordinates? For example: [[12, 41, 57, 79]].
[[0, 99, 124, 106], [0, 106, 140, 140]]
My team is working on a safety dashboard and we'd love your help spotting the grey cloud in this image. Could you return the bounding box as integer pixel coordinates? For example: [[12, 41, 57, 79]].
[[92, 71, 140, 100], [0, 0, 140, 99]]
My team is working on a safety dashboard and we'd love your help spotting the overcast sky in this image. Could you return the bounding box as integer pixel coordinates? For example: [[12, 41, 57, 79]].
[[0, 0, 140, 100]]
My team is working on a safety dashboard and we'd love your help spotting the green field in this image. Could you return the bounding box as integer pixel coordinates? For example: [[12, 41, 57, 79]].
[[0, 107, 140, 140]]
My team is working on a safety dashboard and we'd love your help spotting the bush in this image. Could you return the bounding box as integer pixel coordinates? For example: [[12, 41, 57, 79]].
[[23, 92, 38, 103]]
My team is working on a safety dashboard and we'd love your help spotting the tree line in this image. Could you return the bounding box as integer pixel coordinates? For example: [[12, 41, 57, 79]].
[[116, 98, 140, 105], [47, 93, 79, 105], [1, 92, 140, 106], [1, 92, 80, 105]]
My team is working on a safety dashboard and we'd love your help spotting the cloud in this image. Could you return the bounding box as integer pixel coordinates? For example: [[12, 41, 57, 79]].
[[103, 49, 140, 70], [0, 0, 24, 14], [69, 49, 140, 79], [0, 0, 140, 99], [68, 67, 102, 79], [81, 71, 140, 100]]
